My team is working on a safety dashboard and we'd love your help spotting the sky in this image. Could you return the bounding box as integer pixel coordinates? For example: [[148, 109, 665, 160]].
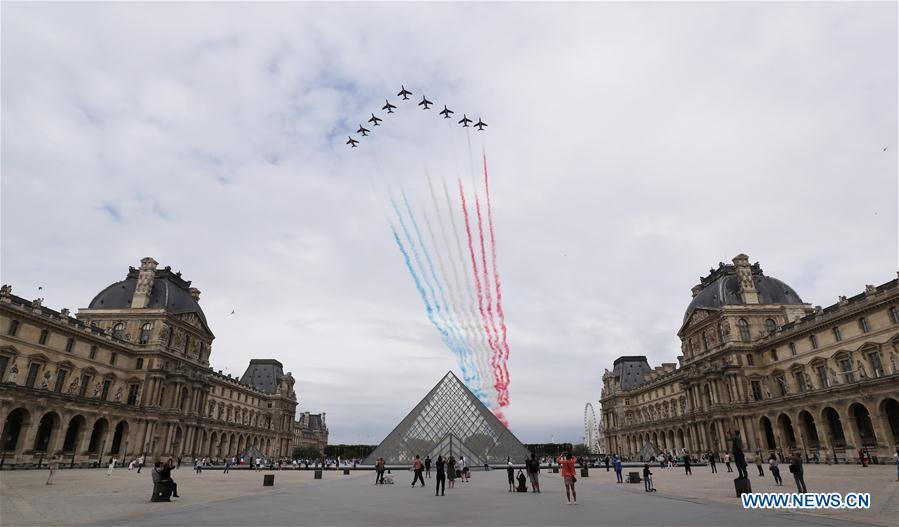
[[1, 2, 896, 445]]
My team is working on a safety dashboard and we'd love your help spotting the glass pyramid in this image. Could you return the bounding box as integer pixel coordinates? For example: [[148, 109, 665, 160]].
[[364, 371, 531, 465]]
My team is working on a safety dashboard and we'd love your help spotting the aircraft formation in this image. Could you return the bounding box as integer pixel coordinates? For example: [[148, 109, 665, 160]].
[[346, 85, 487, 148]]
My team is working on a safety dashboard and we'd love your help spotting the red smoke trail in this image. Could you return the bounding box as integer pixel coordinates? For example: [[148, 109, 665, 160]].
[[492, 407, 509, 428], [483, 150, 511, 407], [458, 179, 502, 400], [473, 185, 505, 406]]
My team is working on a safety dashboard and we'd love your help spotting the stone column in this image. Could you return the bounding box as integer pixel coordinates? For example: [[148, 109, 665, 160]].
[[871, 412, 892, 452], [843, 417, 862, 452]]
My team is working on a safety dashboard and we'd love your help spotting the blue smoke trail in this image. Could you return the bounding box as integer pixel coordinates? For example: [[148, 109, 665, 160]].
[[401, 191, 483, 398], [391, 194, 483, 399]]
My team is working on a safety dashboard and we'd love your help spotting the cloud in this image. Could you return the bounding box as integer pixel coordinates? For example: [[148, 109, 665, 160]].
[[2, 2, 896, 444]]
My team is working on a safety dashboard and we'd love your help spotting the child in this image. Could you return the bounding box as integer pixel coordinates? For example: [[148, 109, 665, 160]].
[[643, 463, 655, 492]]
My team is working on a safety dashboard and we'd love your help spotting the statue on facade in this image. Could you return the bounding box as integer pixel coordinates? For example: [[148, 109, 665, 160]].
[[856, 360, 868, 380], [93, 382, 102, 397], [890, 352, 898, 375], [67, 377, 79, 395], [40, 370, 51, 389], [134, 387, 141, 406], [829, 368, 840, 386], [114, 385, 123, 402], [804, 372, 814, 391], [0, 284, 11, 297], [6, 362, 18, 384]]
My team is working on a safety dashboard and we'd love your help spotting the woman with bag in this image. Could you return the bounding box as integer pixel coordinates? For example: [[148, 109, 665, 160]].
[[556, 451, 578, 505]]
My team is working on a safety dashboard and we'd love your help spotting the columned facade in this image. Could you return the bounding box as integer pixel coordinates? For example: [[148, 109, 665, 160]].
[[601, 254, 899, 462]]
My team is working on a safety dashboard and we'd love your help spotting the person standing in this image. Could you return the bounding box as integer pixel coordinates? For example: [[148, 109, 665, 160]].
[[724, 452, 733, 473], [613, 454, 623, 483], [643, 463, 654, 492], [732, 431, 748, 479], [708, 451, 717, 473], [137, 454, 144, 474], [425, 455, 432, 479], [411, 455, 425, 487], [176, 456, 182, 469], [506, 457, 515, 492], [893, 448, 898, 481], [460, 455, 469, 482], [107, 457, 117, 476], [768, 454, 782, 486], [605, 455, 610, 472], [46, 455, 59, 485], [195, 457, 203, 475], [435, 455, 446, 496], [527, 453, 541, 493], [789, 451, 807, 493], [557, 452, 578, 505], [755, 452, 765, 477], [683, 453, 692, 475], [223, 457, 231, 474], [447, 456, 457, 489]]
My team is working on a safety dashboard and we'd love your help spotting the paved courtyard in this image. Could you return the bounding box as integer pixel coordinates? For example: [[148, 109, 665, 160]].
[[0, 464, 896, 526]]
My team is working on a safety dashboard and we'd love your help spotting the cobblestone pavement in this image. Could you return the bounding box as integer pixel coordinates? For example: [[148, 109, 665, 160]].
[[0, 464, 895, 526]]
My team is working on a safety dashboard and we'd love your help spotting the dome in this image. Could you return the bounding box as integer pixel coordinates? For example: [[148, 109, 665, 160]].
[[683, 262, 803, 322], [88, 266, 208, 326]]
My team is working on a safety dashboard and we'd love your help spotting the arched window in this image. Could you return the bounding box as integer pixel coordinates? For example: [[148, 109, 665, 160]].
[[139, 323, 152, 345], [738, 319, 751, 343], [765, 319, 776, 335], [112, 323, 125, 340]]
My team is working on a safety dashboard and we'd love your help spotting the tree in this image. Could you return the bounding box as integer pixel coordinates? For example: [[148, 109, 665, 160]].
[[292, 446, 320, 460]]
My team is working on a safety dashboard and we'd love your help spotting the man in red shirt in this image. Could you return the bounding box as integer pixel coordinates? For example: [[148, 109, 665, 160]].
[[557, 452, 578, 505], [411, 455, 425, 487]]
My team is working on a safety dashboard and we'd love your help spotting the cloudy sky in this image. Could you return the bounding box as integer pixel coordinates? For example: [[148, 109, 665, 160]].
[[2, 2, 896, 444]]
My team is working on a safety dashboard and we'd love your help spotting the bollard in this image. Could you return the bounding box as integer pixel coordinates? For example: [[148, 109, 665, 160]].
[[314, 469, 323, 479], [263, 474, 275, 487], [580, 467, 589, 478], [343, 468, 350, 475]]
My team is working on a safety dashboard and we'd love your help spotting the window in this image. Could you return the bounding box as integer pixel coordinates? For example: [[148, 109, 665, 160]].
[[139, 323, 151, 345], [775, 375, 789, 397], [816, 365, 829, 388], [54, 369, 67, 393], [746, 353, 754, 366], [64, 337, 75, 353], [89, 346, 97, 359], [832, 326, 842, 342], [112, 323, 125, 340], [167, 329, 174, 348], [136, 358, 144, 370], [38, 329, 49, 345], [127, 384, 140, 405], [794, 371, 807, 393], [184, 334, 190, 354], [839, 359, 854, 383], [770, 349, 778, 362], [109, 352, 117, 366], [80, 374, 92, 397], [738, 319, 751, 342], [858, 317, 869, 333], [890, 306, 899, 324], [765, 318, 776, 335], [702, 331, 709, 352], [751, 380, 763, 401], [101, 379, 112, 400], [158, 386, 166, 406], [25, 363, 40, 388], [868, 352, 884, 377], [809, 334, 818, 349], [7, 320, 19, 336], [0, 356, 8, 380], [788, 342, 796, 356]]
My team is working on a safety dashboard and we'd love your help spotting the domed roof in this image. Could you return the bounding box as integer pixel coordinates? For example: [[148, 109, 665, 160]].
[[88, 266, 208, 326], [683, 262, 803, 322]]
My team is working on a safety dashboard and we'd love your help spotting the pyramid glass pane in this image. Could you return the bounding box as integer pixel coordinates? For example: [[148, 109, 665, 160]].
[[364, 372, 531, 465]]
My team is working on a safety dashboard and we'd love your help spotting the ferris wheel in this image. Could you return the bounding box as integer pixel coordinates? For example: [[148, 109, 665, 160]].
[[584, 403, 599, 454]]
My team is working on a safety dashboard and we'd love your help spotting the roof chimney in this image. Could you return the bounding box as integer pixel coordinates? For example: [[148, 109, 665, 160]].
[[732, 253, 759, 304], [131, 257, 158, 308]]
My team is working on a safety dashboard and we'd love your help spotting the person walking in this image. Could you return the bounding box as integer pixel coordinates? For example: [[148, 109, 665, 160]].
[[527, 453, 541, 493], [176, 456, 182, 469], [107, 456, 117, 476], [411, 455, 425, 487], [613, 454, 623, 483], [683, 452, 692, 475], [557, 451, 578, 505], [643, 463, 655, 492], [789, 451, 807, 493], [223, 457, 231, 474], [768, 454, 783, 486], [506, 457, 515, 492], [460, 456, 469, 482], [160, 459, 180, 498], [893, 448, 898, 481], [447, 456, 457, 488], [195, 457, 204, 475], [755, 452, 765, 477], [137, 454, 144, 474], [724, 452, 733, 473], [708, 451, 717, 473], [425, 455, 431, 479], [435, 455, 446, 496], [732, 431, 748, 479], [605, 455, 610, 472], [46, 455, 59, 485], [375, 457, 385, 485]]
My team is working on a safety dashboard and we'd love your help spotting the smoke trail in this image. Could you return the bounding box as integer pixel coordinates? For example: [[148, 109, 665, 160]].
[[482, 150, 511, 407], [389, 225, 465, 374], [442, 177, 495, 407], [458, 179, 503, 404], [472, 186, 505, 405]]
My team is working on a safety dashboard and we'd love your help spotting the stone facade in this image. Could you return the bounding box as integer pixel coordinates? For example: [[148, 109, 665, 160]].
[[600, 254, 899, 462], [292, 412, 328, 454], [0, 258, 299, 466]]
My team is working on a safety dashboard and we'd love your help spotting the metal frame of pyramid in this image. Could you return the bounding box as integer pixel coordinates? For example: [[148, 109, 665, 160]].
[[363, 371, 531, 465]]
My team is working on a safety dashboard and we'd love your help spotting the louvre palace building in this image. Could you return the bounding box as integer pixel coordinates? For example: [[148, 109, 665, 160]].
[[600, 253, 899, 462], [0, 257, 300, 466]]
